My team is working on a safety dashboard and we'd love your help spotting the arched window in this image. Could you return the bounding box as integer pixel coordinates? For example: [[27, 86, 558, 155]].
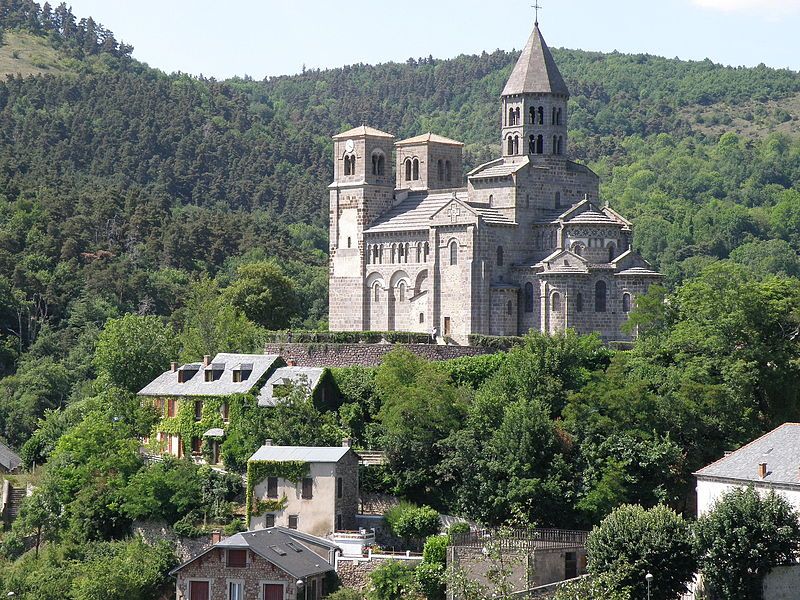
[[372, 154, 378, 175], [558, 136, 563, 155], [344, 155, 352, 176], [552, 135, 558, 154], [424, 242, 430, 262], [622, 293, 631, 313], [557, 108, 562, 125], [398, 282, 406, 302], [405, 159, 412, 182], [608, 243, 616, 262], [413, 159, 420, 181], [508, 107, 515, 125], [576, 293, 583, 313], [437, 160, 444, 182], [419, 312, 425, 324], [373, 246, 380, 263], [378, 155, 385, 175], [514, 136, 520, 155], [445, 160, 452, 183], [416, 243, 422, 262], [351, 155, 357, 173], [507, 300, 513, 315], [489, 194, 494, 207], [538, 106, 544, 125], [347, 236, 352, 249], [595, 281, 607, 313], [507, 137, 514, 155], [552, 107, 557, 125], [536, 135, 544, 154], [572, 243, 583, 257], [515, 107, 521, 124], [497, 246, 504, 266], [366, 245, 371, 264], [552, 292, 562, 313], [449, 240, 458, 266], [373, 283, 381, 302], [404, 242, 410, 263], [524, 282, 534, 313], [398, 244, 404, 262], [529, 135, 536, 154], [530, 107, 536, 124], [555, 192, 561, 208]]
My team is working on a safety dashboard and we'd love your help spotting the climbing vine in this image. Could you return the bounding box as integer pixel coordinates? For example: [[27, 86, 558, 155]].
[[245, 460, 309, 526]]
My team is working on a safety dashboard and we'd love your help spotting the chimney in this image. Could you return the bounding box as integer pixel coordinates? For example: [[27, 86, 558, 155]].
[[210, 530, 222, 545], [203, 355, 211, 367], [288, 359, 298, 367], [170, 361, 178, 372], [759, 462, 768, 479], [264, 439, 273, 446], [342, 438, 352, 448]]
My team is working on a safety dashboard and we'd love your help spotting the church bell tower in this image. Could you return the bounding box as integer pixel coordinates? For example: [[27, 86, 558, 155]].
[[500, 20, 569, 161]]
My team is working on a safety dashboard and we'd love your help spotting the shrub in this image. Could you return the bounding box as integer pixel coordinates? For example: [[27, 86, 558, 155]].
[[587, 504, 696, 600], [422, 535, 449, 566], [553, 573, 631, 600], [325, 589, 364, 600], [385, 502, 440, 545], [414, 561, 445, 600], [367, 560, 417, 600], [447, 521, 470, 536], [172, 513, 204, 538]]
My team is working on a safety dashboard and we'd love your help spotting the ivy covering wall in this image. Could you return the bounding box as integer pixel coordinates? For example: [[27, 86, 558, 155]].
[[245, 460, 309, 527]]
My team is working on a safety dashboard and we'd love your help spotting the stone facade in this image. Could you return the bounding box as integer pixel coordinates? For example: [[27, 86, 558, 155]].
[[328, 24, 661, 344], [172, 546, 326, 600]]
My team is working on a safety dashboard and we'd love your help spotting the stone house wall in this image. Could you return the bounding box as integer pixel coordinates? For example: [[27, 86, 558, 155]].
[[263, 343, 496, 368]]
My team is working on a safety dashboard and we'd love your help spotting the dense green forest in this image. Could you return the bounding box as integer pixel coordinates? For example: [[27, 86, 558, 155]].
[[0, 1, 799, 597]]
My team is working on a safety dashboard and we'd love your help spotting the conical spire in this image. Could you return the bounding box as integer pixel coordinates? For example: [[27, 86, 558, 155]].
[[502, 24, 568, 97]]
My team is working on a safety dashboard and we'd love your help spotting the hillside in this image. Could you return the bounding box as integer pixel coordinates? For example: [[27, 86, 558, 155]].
[[0, 30, 70, 75]]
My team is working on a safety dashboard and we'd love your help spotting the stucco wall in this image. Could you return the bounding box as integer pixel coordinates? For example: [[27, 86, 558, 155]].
[[696, 479, 800, 517], [763, 565, 800, 600]]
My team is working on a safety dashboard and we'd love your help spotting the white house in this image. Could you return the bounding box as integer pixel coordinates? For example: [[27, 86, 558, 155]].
[[694, 423, 800, 516]]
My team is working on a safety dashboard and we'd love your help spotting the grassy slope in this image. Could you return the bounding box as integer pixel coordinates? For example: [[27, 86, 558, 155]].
[[0, 30, 77, 76]]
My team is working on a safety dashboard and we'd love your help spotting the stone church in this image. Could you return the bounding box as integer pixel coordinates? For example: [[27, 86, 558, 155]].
[[328, 22, 661, 344]]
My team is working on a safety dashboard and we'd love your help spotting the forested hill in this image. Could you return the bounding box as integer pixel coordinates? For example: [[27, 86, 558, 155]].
[[0, 1, 798, 381]]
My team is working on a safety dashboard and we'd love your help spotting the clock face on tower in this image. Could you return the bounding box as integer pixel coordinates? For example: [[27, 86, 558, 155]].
[[345, 139, 355, 153]]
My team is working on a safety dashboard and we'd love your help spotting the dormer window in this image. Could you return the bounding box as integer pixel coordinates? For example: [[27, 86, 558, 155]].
[[204, 363, 224, 382], [232, 364, 253, 383], [177, 365, 200, 383]]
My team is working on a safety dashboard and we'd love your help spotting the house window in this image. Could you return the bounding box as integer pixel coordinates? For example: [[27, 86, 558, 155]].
[[337, 477, 343, 499], [576, 293, 584, 313], [191, 437, 202, 455], [595, 281, 607, 313], [507, 137, 514, 155], [232, 370, 242, 383], [267, 477, 278, 499], [265, 513, 276, 528], [288, 515, 298, 529], [194, 400, 203, 421], [622, 293, 632, 313], [405, 159, 412, 181], [497, 246, 504, 267], [167, 399, 176, 418], [302, 477, 314, 499], [419, 312, 425, 324], [412, 159, 420, 181], [229, 581, 244, 600], [337, 514, 343, 531], [227, 549, 247, 568], [449, 241, 458, 266], [506, 300, 513, 315], [221, 402, 229, 422], [373, 283, 381, 302], [524, 283, 534, 313]]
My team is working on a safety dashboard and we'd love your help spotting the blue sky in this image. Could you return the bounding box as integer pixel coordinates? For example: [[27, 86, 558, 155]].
[[64, 0, 800, 78]]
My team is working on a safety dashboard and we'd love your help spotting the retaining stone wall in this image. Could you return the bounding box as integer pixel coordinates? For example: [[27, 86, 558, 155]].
[[264, 343, 496, 368], [336, 555, 424, 591]]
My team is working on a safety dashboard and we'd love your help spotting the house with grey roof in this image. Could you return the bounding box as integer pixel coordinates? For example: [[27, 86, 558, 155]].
[[169, 526, 338, 600], [248, 440, 360, 538], [257, 367, 340, 411], [694, 423, 800, 516], [138, 353, 284, 465], [0, 441, 21, 474]]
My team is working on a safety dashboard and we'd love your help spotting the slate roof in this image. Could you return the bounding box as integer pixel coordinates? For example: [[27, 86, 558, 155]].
[[0, 441, 21, 471], [364, 191, 466, 233], [468, 204, 517, 226], [170, 527, 337, 579], [138, 353, 281, 397], [396, 132, 464, 147], [616, 267, 662, 277], [563, 209, 619, 226], [332, 125, 394, 139], [468, 157, 530, 179], [249, 445, 354, 464], [502, 24, 569, 97], [695, 423, 800, 487], [258, 367, 326, 407]]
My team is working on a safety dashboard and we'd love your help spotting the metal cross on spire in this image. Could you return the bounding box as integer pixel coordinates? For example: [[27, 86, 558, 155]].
[[532, 1, 542, 25]]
